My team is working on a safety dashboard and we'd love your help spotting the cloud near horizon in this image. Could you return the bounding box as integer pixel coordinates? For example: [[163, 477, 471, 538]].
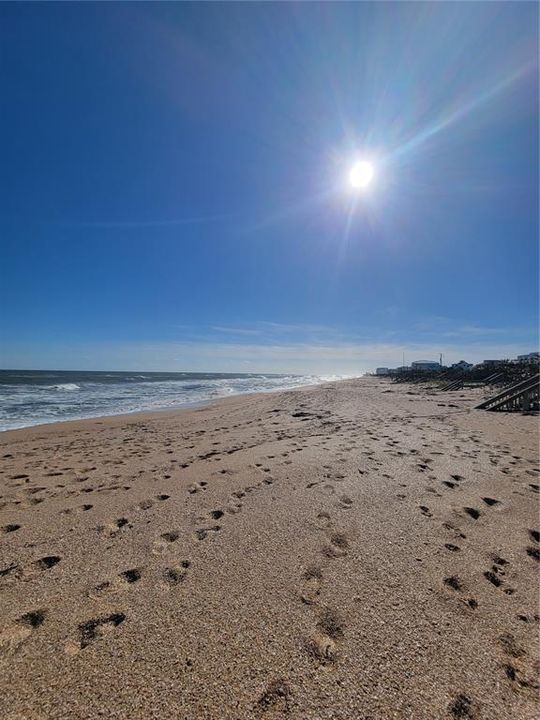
[[2, 333, 537, 375]]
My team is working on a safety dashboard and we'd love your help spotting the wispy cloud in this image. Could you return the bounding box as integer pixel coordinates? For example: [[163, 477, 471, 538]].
[[208, 321, 346, 341], [3, 316, 536, 374], [61, 214, 231, 229], [2, 337, 537, 375], [211, 326, 263, 336], [182, 318, 537, 349]]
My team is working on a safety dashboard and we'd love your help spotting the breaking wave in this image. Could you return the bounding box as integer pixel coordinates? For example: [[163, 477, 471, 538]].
[[0, 370, 355, 431]]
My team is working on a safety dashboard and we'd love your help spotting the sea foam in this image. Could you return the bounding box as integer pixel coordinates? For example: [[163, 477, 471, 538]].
[[0, 370, 355, 431]]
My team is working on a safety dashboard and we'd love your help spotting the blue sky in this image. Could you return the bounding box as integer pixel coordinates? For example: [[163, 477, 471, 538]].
[[1, 2, 538, 374]]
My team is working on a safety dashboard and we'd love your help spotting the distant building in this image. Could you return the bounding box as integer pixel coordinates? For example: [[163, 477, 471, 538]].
[[451, 360, 473, 371], [411, 360, 441, 371], [517, 352, 540, 363], [375, 367, 390, 376], [396, 365, 411, 373], [482, 359, 506, 367]]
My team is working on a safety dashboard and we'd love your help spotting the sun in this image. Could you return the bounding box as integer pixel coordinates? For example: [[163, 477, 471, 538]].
[[349, 160, 374, 189]]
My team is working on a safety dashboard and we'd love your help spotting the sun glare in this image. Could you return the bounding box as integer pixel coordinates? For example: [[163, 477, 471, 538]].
[[349, 160, 374, 189]]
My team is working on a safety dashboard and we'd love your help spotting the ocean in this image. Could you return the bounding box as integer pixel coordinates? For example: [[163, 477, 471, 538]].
[[0, 369, 347, 432]]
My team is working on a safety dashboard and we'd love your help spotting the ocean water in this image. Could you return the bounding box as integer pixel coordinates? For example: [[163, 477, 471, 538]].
[[0, 369, 347, 432]]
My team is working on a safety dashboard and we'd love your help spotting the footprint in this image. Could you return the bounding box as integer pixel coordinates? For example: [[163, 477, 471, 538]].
[[503, 664, 517, 682], [463, 507, 480, 520], [119, 568, 141, 584], [444, 544, 460, 552], [314, 511, 331, 529], [304, 607, 345, 666], [0, 609, 46, 654], [162, 560, 191, 587], [444, 575, 462, 591], [322, 532, 348, 558], [194, 525, 221, 541], [99, 517, 130, 537], [499, 632, 525, 658], [316, 607, 345, 640], [481, 497, 499, 506], [61, 504, 93, 515], [2, 524, 21, 534], [526, 546, 540, 561], [448, 694, 476, 718], [419, 506, 432, 517], [303, 632, 337, 664], [67, 613, 126, 653], [338, 495, 353, 508], [152, 531, 179, 554], [162, 531, 179, 543], [87, 581, 113, 599], [226, 499, 243, 514], [256, 679, 291, 712], [187, 483, 206, 494], [484, 570, 502, 587], [0, 563, 21, 581], [18, 610, 46, 628], [300, 566, 323, 605], [35, 556, 61, 571]]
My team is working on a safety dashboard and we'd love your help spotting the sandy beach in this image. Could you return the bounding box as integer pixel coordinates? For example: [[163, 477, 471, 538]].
[[0, 377, 538, 719]]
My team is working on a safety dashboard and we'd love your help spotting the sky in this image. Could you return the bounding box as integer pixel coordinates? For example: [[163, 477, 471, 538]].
[[1, 2, 538, 375]]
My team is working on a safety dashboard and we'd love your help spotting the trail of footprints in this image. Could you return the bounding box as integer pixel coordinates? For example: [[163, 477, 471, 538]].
[[415, 468, 540, 601], [412, 445, 540, 706], [1, 452, 285, 658], [0, 553, 61, 584], [299, 511, 349, 667], [1, 392, 538, 715]]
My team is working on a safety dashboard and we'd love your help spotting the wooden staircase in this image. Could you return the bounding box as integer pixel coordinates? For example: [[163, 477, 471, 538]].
[[475, 374, 540, 412], [440, 371, 503, 393], [441, 379, 464, 391]]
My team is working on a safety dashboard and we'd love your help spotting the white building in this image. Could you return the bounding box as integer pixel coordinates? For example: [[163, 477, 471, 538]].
[[411, 360, 441, 371]]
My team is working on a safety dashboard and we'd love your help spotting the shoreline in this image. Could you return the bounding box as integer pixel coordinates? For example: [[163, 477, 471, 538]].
[[1, 377, 538, 719], [0, 376, 470, 442], [0, 375, 356, 436]]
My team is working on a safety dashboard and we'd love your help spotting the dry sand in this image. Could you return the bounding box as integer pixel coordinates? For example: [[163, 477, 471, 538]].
[[0, 377, 538, 719]]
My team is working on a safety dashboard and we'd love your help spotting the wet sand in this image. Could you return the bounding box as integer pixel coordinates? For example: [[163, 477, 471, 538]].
[[0, 377, 538, 719]]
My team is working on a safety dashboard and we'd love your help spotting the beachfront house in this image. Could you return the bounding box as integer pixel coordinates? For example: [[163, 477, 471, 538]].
[[375, 367, 390, 376], [517, 352, 540, 364], [451, 360, 473, 371], [411, 360, 441, 371]]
